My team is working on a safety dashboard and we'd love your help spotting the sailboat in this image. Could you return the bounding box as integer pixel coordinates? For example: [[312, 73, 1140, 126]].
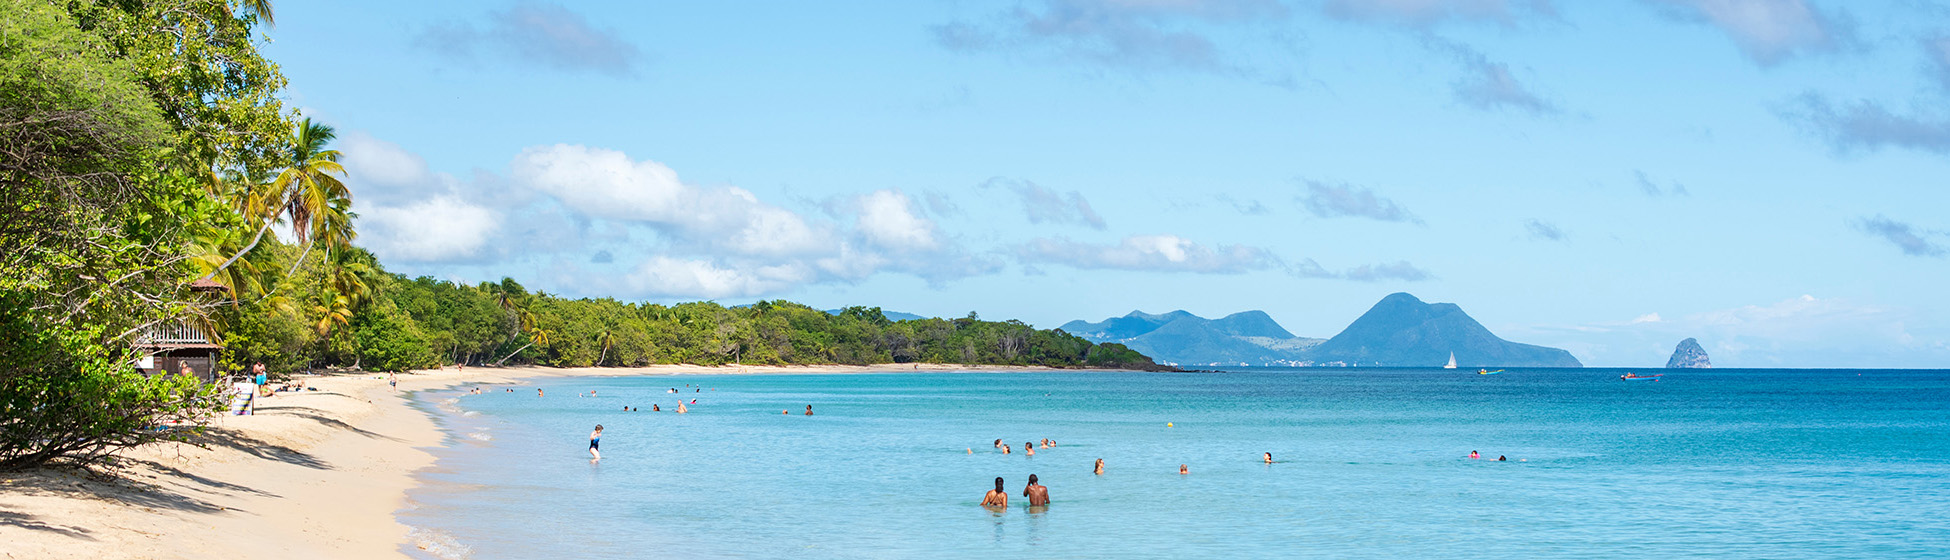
[[1443, 352, 1457, 369]]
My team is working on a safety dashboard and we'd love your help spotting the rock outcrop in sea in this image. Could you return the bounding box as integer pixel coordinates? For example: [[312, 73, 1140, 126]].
[[1665, 338, 1712, 368]]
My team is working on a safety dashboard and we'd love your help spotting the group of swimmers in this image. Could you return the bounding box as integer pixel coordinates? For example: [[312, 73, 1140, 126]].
[[982, 475, 1050, 509], [1467, 450, 1511, 461]]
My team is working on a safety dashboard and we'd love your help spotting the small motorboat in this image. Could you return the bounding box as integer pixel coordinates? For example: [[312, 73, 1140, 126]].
[[1620, 373, 1662, 381], [1476, 369, 1504, 375]]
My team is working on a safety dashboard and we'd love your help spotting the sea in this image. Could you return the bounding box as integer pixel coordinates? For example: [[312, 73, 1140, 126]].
[[399, 368, 1950, 559]]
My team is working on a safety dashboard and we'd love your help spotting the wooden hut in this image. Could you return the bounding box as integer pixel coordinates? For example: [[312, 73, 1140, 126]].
[[134, 279, 228, 383]]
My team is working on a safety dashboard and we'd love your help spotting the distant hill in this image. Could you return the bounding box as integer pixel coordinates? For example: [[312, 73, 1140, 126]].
[[1060, 310, 1323, 366], [1059, 293, 1581, 368], [1307, 293, 1582, 368], [1666, 338, 1711, 368], [823, 308, 928, 322]]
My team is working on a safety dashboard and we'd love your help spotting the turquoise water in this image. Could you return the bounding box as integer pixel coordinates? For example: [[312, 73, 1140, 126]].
[[401, 368, 1950, 558]]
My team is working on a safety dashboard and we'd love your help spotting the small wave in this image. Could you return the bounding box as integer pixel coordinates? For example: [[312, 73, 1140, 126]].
[[466, 431, 492, 441], [408, 527, 471, 560], [461, 411, 481, 417]]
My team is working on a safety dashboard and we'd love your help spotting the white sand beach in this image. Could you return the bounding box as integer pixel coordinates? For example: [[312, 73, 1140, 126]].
[[0, 363, 1035, 558]]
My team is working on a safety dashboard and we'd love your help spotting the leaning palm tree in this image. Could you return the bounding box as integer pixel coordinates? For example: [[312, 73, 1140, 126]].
[[200, 118, 350, 282]]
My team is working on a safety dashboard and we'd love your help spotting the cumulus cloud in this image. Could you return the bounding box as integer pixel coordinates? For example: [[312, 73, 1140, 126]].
[[1015, 234, 1280, 273], [1524, 218, 1565, 241], [929, 0, 1292, 77], [1632, 170, 1690, 197], [511, 144, 837, 258], [1320, 0, 1555, 28], [1852, 215, 1947, 257], [359, 195, 500, 263], [416, 2, 643, 76], [1298, 181, 1422, 223], [1784, 94, 1950, 156], [983, 178, 1108, 229], [1343, 261, 1434, 282], [1645, 0, 1852, 66], [625, 256, 813, 300], [853, 190, 941, 252]]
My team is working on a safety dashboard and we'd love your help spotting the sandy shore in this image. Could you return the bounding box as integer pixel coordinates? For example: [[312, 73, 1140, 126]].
[[0, 363, 1058, 558]]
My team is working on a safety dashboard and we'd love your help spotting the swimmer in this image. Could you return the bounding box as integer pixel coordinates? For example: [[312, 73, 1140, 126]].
[[968, 448, 973, 454], [994, 439, 1003, 449], [1022, 474, 1050, 507], [1094, 458, 1104, 475], [1179, 464, 1189, 475], [783, 410, 790, 415], [677, 402, 688, 414], [982, 477, 1008, 508], [1470, 450, 1480, 459], [1003, 444, 1011, 455], [805, 405, 813, 416], [1025, 442, 1034, 457], [1264, 452, 1273, 464], [1497, 455, 1507, 461], [537, 388, 543, 397], [589, 425, 603, 460], [653, 404, 660, 412]]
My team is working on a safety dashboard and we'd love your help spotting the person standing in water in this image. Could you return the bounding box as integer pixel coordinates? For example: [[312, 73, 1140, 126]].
[[1179, 464, 1189, 475], [805, 405, 813, 416], [588, 425, 603, 461], [1002, 444, 1011, 455], [1264, 452, 1274, 464], [1023, 474, 1050, 507], [1094, 458, 1104, 475], [1024, 442, 1035, 457], [981, 477, 1008, 508]]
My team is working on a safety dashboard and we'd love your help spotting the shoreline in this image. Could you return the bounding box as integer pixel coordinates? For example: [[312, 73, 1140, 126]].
[[0, 363, 1075, 559]]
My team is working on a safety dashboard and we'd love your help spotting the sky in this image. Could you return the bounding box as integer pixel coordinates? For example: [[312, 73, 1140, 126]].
[[260, 0, 1950, 368]]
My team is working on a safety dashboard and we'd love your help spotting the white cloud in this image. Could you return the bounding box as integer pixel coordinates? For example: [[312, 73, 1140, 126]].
[[1321, 0, 1555, 28], [1015, 234, 1281, 273], [853, 190, 940, 252], [1631, 313, 1663, 324], [360, 195, 499, 263], [625, 256, 812, 299], [1647, 0, 1851, 66], [510, 144, 836, 258]]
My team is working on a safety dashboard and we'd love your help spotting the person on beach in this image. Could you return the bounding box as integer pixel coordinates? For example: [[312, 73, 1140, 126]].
[[1094, 459, 1104, 475], [1023, 474, 1050, 507], [1265, 452, 1274, 464], [388, 373, 398, 393], [1179, 464, 1189, 475], [589, 425, 603, 461], [1025, 442, 1034, 457], [982, 477, 1008, 508]]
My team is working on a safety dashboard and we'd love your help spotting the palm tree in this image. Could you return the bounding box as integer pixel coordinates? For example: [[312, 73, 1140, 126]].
[[200, 118, 350, 283]]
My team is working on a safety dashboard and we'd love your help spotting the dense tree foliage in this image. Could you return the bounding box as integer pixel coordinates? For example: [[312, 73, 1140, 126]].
[[213, 243, 1166, 373]]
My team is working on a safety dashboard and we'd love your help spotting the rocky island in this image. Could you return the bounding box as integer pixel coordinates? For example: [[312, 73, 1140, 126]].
[[1666, 338, 1712, 368]]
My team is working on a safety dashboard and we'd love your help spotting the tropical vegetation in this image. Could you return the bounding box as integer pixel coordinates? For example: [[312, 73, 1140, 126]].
[[0, 0, 1159, 471]]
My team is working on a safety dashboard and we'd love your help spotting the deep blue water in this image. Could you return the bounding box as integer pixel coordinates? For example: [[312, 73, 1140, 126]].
[[400, 368, 1950, 559]]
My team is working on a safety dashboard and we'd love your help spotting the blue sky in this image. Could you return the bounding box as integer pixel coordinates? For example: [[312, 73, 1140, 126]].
[[262, 0, 1949, 368]]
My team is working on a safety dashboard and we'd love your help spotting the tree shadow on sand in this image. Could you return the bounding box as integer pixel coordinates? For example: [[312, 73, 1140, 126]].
[[180, 427, 331, 470], [0, 509, 96, 540], [253, 406, 402, 443]]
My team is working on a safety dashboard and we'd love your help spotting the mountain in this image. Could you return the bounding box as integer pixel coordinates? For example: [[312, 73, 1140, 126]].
[[1305, 293, 1582, 368], [1060, 310, 1323, 366], [1665, 338, 1711, 368]]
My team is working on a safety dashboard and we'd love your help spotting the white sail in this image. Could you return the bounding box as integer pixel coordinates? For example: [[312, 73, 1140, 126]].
[[1443, 352, 1457, 369]]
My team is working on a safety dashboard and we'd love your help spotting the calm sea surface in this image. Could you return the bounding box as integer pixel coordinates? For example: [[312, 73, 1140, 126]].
[[400, 368, 1950, 559]]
